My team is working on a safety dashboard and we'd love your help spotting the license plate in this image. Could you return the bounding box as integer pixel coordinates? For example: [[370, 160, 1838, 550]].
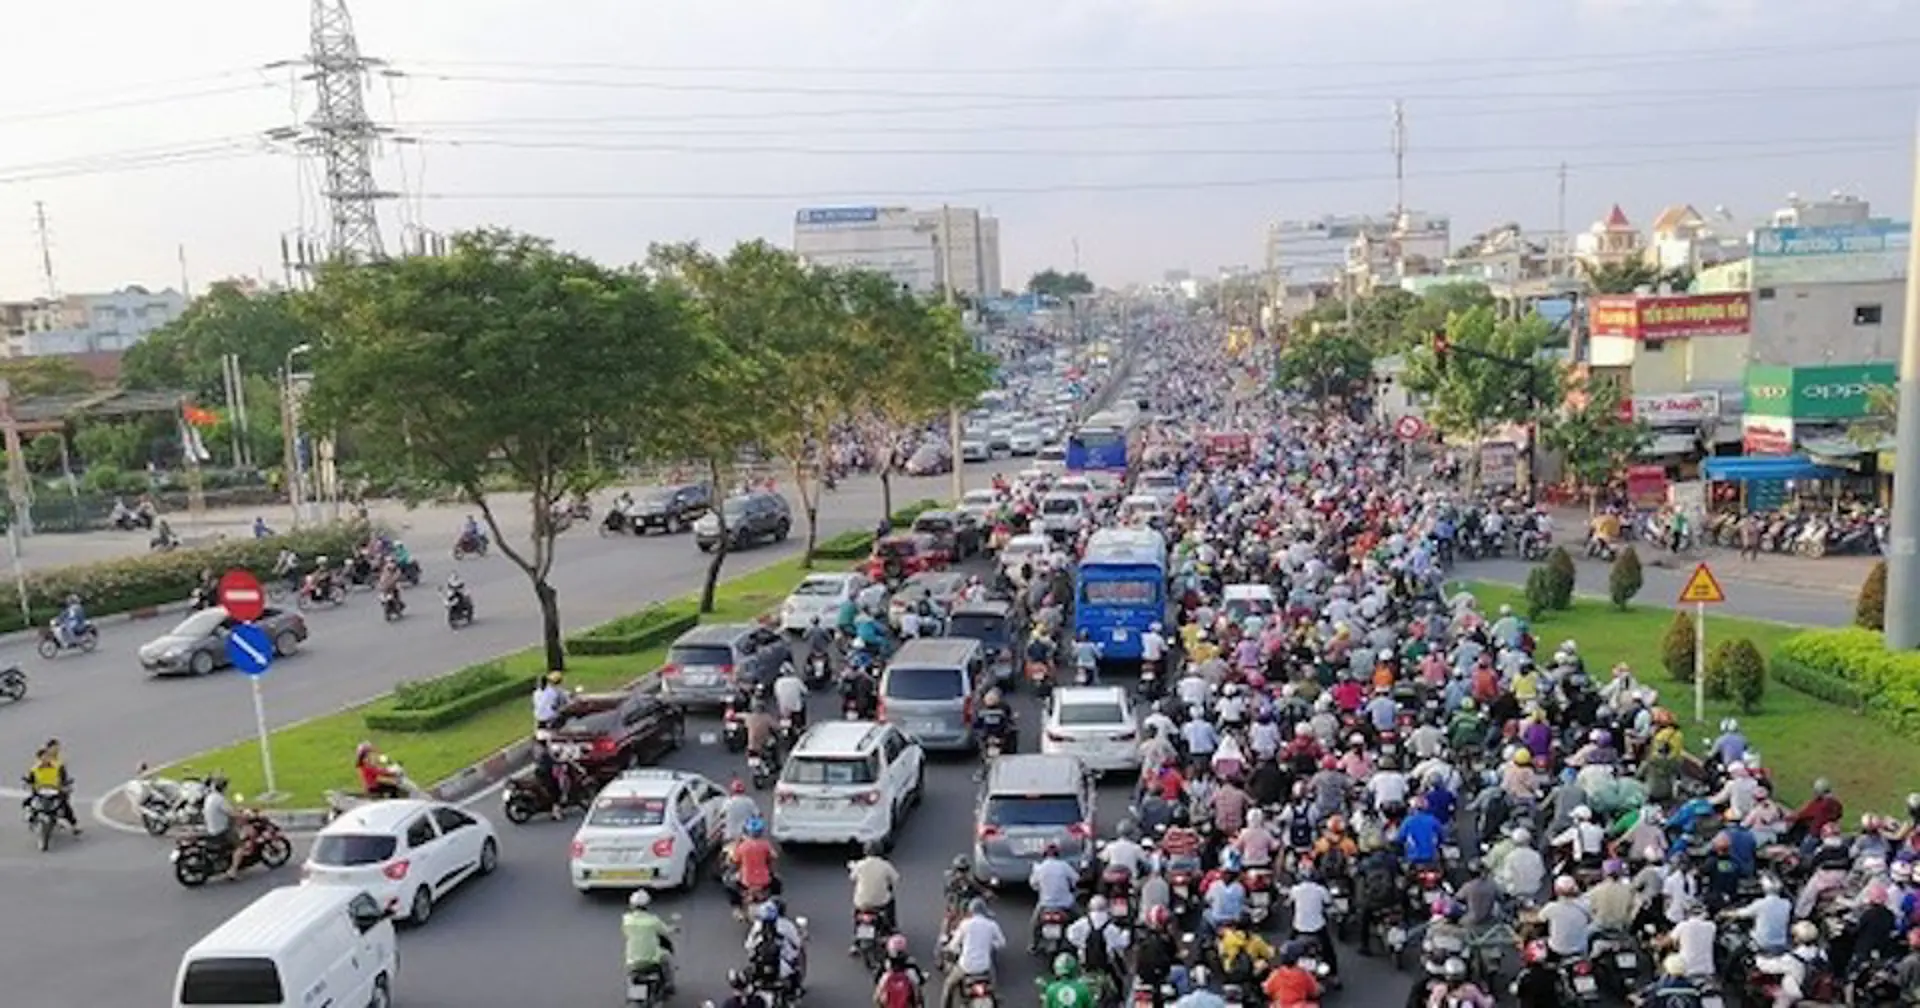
[[1701, 998, 1723, 1008], [627, 983, 651, 1000], [1443, 845, 1461, 860], [856, 923, 876, 940], [1014, 837, 1047, 855], [682, 673, 716, 686], [1381, 744, 1397, 755], [1387, 926, 1406, 948], [909, 721, 941, 734], [1251, 892, 1270, 907], [169, 849, 181, 863], [1615, 953, 1637, 969], [1574, 976, 1597, 994], [595, 868, 656, 881], [1112, 628, 1128, 641], [1041, 923, 1062, 939], [1172, 884, 1189, 899], [1334, 897, 1350, 913], [550, 742, 586, 760]]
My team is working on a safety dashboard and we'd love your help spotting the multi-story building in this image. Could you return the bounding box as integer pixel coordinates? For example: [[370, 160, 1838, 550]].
[[1, 286, 188, 357], [1647, 204, 1749, 275], [1573, 205, 1646, 271], [791, 205, 1002, 299]]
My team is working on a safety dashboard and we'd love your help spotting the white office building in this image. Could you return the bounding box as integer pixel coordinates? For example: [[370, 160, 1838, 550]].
[[792, 205, 1002, 299], [1, 286, 188, 357]]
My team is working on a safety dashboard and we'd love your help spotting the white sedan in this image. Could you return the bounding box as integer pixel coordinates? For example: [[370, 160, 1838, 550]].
[[570, 769, 726, 891], [1040, 686, 1141, 774], [302, 798, 499, 925], [781, 572, 867, 632]]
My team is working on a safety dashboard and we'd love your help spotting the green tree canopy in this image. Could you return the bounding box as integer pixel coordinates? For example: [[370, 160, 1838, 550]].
[[1027, 269, 1094, 298], [1541, 380, 1650, 507], [1275, 332, 1374, 397], [1402, 306, 1564, 480], [1580, 259, 1691, 295], [0, 356, 99, 398], [301, 229, 698, 669], [120, 282, 317, 400]]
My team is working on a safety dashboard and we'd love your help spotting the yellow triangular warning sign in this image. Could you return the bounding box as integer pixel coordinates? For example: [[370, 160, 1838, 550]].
[[1677, 563, 1727, 604]]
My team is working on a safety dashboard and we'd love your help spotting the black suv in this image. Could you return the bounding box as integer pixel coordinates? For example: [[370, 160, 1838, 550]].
[[693, 492, 792, 552], [612, 482, 711, 535]]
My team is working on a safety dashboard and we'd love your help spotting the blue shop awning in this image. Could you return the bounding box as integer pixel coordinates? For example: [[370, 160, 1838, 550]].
[[1701, 455, 1845, 482]]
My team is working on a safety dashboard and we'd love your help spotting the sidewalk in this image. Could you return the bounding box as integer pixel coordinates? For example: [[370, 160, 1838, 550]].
[[1547, 506, 1873, 596]]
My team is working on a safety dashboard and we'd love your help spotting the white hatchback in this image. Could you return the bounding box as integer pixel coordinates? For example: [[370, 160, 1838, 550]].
[[781, 572, 868, 632], [302, 799, 499, 926], [570, 769, 726, 891], [1040, 686, 1141, 774]]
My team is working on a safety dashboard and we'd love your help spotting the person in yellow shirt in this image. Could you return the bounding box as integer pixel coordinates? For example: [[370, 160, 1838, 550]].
[[21, 742, 80, 836], [1188, 631, 1221, 667], [1215, 921, 1274, 984], [1512, 667, 1540, 705], [1180, 621, 1204, 653], [1650, 708, 1685, 760]]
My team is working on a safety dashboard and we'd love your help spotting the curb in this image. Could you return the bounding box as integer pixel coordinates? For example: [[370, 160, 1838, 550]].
[[0, 599, 191, 652]]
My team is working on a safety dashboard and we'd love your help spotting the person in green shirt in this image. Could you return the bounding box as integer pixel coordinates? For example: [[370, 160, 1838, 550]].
[[1039, 951, 1095, 1008], [621, 890, 677, 995]]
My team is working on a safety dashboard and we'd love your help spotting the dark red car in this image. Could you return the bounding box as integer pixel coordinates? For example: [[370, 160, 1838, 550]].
[[543, 688, 688, 779], [865, 533, 944, 583]]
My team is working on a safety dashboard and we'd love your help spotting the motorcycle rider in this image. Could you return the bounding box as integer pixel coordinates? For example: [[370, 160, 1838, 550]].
[[1038, 951, 1095, 1008], [727, 817, 780, 914], [443, 573, 472, 621], [973, 687, 1016, 753], [849, 840, 902, 945], [21, 743, 80, 836], [1669, 900, 1717, 980], [744, 900, 806, 998], [1133, 905, 1182, 1000], [871, 934, 927, 1008], [1287, 866, 1341, 986], [55, 593, 88, 648], [772, 662, 808, 734], [353, 741, 405, 798], [458, 514, 486, 553], [1537, 875, 1593, 962], [1065, 894, 1130, 998], [1721, 874, 1792, 955], [714, 968, 772, 1008], [1028, 841, 1079, 951], [375, 557, 404, 615], [1753, 920, 1828, 1008], [942, 898, 1005, 1008], [200, 774, 250, 880], [719, 778, 761, 843], [1262, 940, 1323, 1008], [1420, 898, 1469, 977], [1587, 859, 1637, 934], [533, 671, 569, 730], [622, 889, 677, 995]]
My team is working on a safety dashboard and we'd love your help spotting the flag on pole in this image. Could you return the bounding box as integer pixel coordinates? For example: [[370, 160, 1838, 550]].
[[182, 405, 218, 427]]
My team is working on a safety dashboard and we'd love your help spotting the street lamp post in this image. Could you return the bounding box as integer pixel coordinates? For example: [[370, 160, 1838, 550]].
[[282, 344, 312, 527]]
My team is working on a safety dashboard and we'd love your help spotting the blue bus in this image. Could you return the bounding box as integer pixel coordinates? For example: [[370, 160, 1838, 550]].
[[1074, 527, 1168, 663], [1065, 409, 1137, 474]]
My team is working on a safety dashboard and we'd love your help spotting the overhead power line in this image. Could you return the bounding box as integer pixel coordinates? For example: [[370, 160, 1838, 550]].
[[414, 141, 1904, 203], [0, 76, 284, 127]]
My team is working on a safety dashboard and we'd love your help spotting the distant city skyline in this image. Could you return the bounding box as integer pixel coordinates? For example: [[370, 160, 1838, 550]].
[[0, 0, 1913, 295]]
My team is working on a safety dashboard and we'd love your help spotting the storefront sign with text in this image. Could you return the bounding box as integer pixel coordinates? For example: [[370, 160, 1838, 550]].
[[1588, 293, 1752, 340]]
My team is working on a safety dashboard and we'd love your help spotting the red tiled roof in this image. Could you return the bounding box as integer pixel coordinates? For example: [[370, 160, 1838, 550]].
[[1605, 204, 1632, 229]]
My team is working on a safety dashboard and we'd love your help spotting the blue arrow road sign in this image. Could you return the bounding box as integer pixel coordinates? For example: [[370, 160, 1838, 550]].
[[226, 623, 275, 678]]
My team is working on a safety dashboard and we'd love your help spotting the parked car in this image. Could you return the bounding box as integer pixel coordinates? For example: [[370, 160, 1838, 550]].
[[301, 799, 499, 925], [543, 688, 688, 777], [865, 533, 944, 583], [910, 509, 982, 562], [616, 483, 710, 535], [138, 606, 308, 677], [694, 492, 792, 552], [568, 769, 725, 891]]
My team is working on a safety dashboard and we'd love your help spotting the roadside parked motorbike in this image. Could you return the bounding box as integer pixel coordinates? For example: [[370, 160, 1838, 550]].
[[171, 812, 292, 887], [124, 764, 208, 836], [37, 621, 98, 659]]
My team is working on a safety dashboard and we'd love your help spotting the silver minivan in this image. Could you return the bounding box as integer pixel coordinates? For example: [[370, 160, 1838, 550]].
[[971, 753, 1097, 887], [878, 638, 985, 753]]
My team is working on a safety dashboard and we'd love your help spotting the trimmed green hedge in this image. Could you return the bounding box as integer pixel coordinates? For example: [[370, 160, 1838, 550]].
[[1773, 628, 1920, 739], [391, 661, 510, 711], [0, 521, 370, 634], [364, 670, 536, 732], [889, 498, 944, 527], [814, 530, 876, 560], [565, 603, 700, 657]]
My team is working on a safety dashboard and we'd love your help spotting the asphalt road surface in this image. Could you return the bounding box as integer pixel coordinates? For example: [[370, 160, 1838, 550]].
[[0, 463, 1000, 809], [0, 667, 1427, 1008], [1455, 550, 1851, 627]]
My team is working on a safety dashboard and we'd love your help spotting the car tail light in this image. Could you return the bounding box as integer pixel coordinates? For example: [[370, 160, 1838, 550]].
[[1068, 822, 1091, 839], [591, 738, 619, 758], [978, 825, 1001, 841], [1046, 730, 1071, 743], [1573, 960, 1594, 976], [382, 859, 411, 881], [651, 836, 675, 858], [775, 788, 797, 805], [963, 696, 975, 724], [850, 790, 880, 806], [569, 841, 585, 859], [661, 663, 681, 679], [718, 664, 734, 679]]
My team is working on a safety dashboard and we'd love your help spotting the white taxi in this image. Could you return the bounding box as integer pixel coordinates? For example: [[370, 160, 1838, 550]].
[[1040, 686, 1141, 774], [302, 798, 499, 926], [570, 769, 726, 891]]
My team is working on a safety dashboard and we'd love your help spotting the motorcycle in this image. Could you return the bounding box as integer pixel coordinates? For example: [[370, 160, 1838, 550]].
[[776, 714, 802, 751], [851, 902, 890, 974], [37, 621, 99, 659], [1098, 864, 1135, 921], [625, 962, 668, 1008], [1167, 865, 1200, 920], [803, 650, 832, 690], [721, 701, 749, 753], [25, 788, 67, 851], [962, 973, 997, 1008], [452, 533, 490, 560], [748, 748, 776, 790], [297, 576, 346, 610], [500, 768, 591, 825], [380, 589, 406, 622], [445, 590, 474, 629], [172, 812, 293, 887], [1244, 866, 1275, 926], [1590, 927, 1644, 996], [112, 508, 155, 531], [1558, 956, 1602, 1004], [124, 765, 208, 836], [323, 759, 418, 819], [1034, 906, 1073, 959], [189, 586, 220, 611], [1025, 659, 1055, 699], [0, 664, 24, 703]]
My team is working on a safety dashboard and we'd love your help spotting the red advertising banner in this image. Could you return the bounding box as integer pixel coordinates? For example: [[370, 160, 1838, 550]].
[[1588, 293, 1752, 340], [1626, 464, 1669, 506]]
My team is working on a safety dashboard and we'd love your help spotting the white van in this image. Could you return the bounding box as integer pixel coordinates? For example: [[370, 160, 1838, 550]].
[[174, 884, 397, 1008]]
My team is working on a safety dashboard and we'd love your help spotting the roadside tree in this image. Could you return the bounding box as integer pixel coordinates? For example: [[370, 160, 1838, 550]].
[[1541, 381, 1650, 509], [301, 229, 696, 670], [121, 283, 317, 401], [1401, 306, 1563, 488], [1274, 332, 1373, 398]]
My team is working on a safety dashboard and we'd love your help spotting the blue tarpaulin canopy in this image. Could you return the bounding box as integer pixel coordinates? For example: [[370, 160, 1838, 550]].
[[1701, 455, 1845, 482]]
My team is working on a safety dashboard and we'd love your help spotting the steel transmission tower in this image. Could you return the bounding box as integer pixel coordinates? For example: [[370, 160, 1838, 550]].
[[302, 0, 392, 262]]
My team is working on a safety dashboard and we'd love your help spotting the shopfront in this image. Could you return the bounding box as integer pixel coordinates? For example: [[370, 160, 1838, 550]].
[[1724, 362, 1892, 509], [1623, 390, 1720, 475]]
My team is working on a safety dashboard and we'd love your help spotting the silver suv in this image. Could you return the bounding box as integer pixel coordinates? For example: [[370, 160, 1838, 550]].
[[971, 753, 1096, 887]]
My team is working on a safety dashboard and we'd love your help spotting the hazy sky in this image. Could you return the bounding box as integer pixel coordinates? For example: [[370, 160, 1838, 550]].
[[0, 0, 1914, 296]]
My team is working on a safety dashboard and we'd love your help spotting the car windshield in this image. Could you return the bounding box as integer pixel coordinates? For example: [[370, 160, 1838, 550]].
[[1058, 701, 1127, 726], [948, 614, 1005, 640], [983, 795, 1083, 828], [1041, 498, 1079, 516], [877, 540, 916, 558], [884, 666, 964, 700], [555, 706, 621, 735], [963, 492, 997, 506], [585, 796, 667, 828], [792, 578, 844, 598], [309, 833, 399, 867], [784, 755, 878, 786], [722, 500, 751, 517], [641, 489, 677, 506], [913, 517, 954, 534], [169, 609, 229, 638], [668, 645, 732, 667]]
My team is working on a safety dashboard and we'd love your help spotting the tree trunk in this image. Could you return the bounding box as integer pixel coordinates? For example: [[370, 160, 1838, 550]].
[[879, 467, 894, 527], [790, 454, 819, 570], [536, 578, 565, 672], [699, 457, 729, 614]]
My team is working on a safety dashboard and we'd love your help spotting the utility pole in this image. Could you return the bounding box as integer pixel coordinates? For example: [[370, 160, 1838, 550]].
[[32, 202, 57, 299], [286, 0, 393, 263], [1556, 162, 1569, 240], [1883, 125, 1920, 650], [941, 205, 964, 503], [1390, 100, 1408, 279]]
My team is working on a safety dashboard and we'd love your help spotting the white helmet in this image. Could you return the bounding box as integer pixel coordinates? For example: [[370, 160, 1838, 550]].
[[1572, 806, 1592, 822], [628, 890, 651, 909]]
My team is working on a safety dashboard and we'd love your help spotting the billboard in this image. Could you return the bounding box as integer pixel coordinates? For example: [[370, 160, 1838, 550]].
[[1751, 220, 1910, 285], [1588, 293, 1751, 339], [1623, 390, 1721, 426], [1743, 361, 1894, 420], [795, 206, 881, 226]]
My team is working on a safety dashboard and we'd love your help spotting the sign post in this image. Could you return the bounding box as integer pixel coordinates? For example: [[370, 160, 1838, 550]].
[[225, 622, 280, 801], [1677, 563, 1728, 724], [1394, 416, 1429, 481]]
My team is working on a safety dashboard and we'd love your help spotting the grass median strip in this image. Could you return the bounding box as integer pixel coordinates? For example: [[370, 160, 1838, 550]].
[[1465, 581, 1920, 815], [162, 555, 846, 810]]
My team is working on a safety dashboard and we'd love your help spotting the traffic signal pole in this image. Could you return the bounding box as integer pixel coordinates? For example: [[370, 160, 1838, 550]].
[[1431, 335, 1544, 502]]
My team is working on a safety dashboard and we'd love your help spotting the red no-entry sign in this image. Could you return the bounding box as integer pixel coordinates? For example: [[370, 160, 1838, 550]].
[[217, 569, 267, 622]]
